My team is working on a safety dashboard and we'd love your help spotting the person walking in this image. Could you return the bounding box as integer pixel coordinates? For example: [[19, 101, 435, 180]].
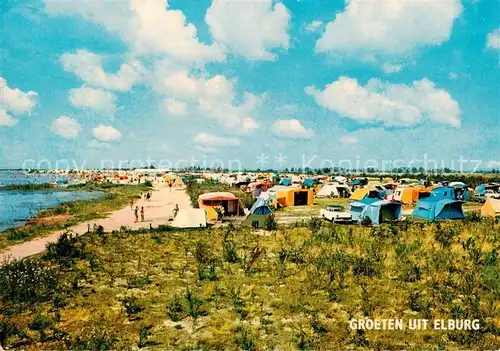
[[140, 206, 145, 222], [173, 204, 179, 218], [134, 206, 139, 223], [129, 199, 134, 210]]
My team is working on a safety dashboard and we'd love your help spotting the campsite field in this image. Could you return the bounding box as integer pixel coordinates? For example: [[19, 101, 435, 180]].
[[0, 184, 149, 251], [1, 217, 498, 350]]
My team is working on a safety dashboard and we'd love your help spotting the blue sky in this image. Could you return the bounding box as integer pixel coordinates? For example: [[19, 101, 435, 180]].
[[1, 0, 499, 171]]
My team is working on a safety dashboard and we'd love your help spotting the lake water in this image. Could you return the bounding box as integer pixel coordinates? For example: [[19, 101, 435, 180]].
[[0, 171, 103, 231], [0, 171, 61, 186]]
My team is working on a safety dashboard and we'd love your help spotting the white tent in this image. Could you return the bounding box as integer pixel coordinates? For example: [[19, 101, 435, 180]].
[[316, 184, 352, 198], [171, 209, 207, 228], [317, 184, 339, 197]]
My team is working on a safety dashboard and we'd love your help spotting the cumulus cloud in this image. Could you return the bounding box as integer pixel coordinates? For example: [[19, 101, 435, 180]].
[[46, 0, 223, 63], [69, 86, 116, 112], [93, 124, 121, 141], [305, 20, 323, 33], [51, 116, 81, 139], [88, 139, 112, 150], [164, 98, 187, 116], [486, 28, 500, 50], [486, 160, 500, 169], [193, 132, 240, 152], [155, 69, 261, 132], [0, 77, 38, 126], [305, 77, 461, 127], [61, 50, 143, 92], [382, 63, 403, 74], [0, 109, 18, 126], [273, 119, 315, 139], [316, 0, 462, 62], [206, 0, 290, 60]]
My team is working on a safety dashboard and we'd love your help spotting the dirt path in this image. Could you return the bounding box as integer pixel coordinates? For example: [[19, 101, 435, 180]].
[[0, 185, 192, 263]]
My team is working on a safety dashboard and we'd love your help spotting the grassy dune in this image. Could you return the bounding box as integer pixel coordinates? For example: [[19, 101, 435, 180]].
[[0, 184, 150, 250], [1, 218, 498, 350]]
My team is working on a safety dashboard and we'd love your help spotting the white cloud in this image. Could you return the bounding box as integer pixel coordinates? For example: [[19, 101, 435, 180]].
[[164, 98, 187, 116], [60, 50, 143, 92], [69, 86, 116, 112], [243, 117, 259, 131], [46, 0, 223, 63], [193, 132, 240, 152], [273, 119, 315, 139], [486, 28, 500, 50], [305, 20, 323, 33], [486, 161, 500, 169], [316, 0, 462, 61], [382, 63, 403, 74], [0, 109, 18, 126], [305, 77, 461, 127], [88, 139, 112, 150], [156, 69, 261, 132], [206, 0, 290, 60], [163, 71, 199, 98], [51, 116, 81, 139], [340, 135, 358, 145], [93, 124, 121, 141], [0, 77, 38, 115]]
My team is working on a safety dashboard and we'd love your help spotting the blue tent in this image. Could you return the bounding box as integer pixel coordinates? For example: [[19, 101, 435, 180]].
[[350, 199, 402, 224], [475, 184, 487, 196], [56, 177, 68, 185], [352, 179, 362, 185], [280, 178, 292, 186], [303, 178, 316, 187], [350, 198, 379, 222], [412, 187, 465, 220], [249, 198, 272, 215]]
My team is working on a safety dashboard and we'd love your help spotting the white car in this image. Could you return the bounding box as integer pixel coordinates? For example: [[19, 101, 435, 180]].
[[485, 190, 500, 199], [320, 205, 352, 223]]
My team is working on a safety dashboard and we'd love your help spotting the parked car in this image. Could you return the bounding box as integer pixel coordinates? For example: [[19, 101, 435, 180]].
[[484, 190, 500, 199], [320, 205, 352, 223]]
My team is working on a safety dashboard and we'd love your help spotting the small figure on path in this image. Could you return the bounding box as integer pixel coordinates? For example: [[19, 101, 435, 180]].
[[169, 182, 172, 192], [173, 204, 179, 218], [129, 199, 134, 210], [140, 206, 145, 222], [134, 206, 139, 223]]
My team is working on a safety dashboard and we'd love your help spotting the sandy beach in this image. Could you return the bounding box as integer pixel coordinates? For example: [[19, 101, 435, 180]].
[[0, 185, 192, 263]]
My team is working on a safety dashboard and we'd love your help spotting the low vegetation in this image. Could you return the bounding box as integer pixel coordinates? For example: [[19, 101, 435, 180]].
[[0, 184, 150, 250], [0, 218, 498, 349], [1, 183, 55, 191]]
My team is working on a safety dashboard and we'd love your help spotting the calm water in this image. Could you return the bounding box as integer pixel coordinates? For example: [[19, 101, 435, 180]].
[[0, 171, 61, 186], [0, 171, 103, 231]]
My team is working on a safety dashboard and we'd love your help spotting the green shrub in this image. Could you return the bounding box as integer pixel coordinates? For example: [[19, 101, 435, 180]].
[[166, 295, 185, 322], [185, 289, 205, 319], [234, 328, 256, 351], [434, 224, 456, 248], [265, 214, 278, 230], [69, 326, 117, 350], [28, 313, 53, 342], [121, 296, 144, 319], [127, 275, 152, 289], [44, 231, 87, 267], [0, 258, 59, 304]]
